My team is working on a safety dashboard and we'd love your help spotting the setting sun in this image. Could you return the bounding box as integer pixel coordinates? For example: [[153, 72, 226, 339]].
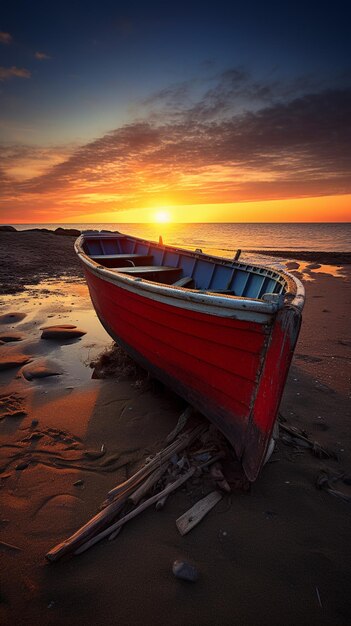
[[154, 210, 171, 223]]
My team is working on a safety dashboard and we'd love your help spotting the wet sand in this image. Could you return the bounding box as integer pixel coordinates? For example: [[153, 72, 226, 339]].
[[0, 231, 351, 626]]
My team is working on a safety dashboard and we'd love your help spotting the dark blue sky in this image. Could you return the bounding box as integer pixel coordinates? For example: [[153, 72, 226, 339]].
[[1, 0, 350, 143]]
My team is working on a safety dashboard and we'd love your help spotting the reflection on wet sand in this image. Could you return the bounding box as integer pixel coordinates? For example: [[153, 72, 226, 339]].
[[286, 261, 348, 281], [0, 278, 112, 387]]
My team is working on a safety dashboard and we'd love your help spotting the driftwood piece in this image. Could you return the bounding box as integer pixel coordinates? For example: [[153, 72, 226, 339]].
[[46, 426, 205, 563], [198, 450, 226, 469], [166, 406, 194, 443], [316, 471, 351, 502], [155, 494, 168, 510], [108, 526, 123, 541], [107, 424, 205, 500], [75, 468, 196, 555], [46, 497, 126, 562], [176, 491, 222, 535], [128, 464, 168, 505], [210, 462, 224, 481], [279, 423, 338, 459], [0, 540, 22, 552]]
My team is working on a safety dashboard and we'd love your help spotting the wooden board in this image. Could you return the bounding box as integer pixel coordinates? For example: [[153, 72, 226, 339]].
[[176, 491, 222, 535]]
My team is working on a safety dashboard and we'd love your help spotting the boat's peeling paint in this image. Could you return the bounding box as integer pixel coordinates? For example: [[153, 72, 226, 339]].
[[242, 305, 302, 480], [76, 233, 305, 481]]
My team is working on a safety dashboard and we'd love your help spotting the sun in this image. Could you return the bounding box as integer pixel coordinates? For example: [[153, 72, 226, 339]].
[[154, 210, 171, 223]]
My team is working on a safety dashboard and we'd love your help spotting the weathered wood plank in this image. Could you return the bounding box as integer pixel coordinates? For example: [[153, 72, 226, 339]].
[[176, 490, 222, 535]]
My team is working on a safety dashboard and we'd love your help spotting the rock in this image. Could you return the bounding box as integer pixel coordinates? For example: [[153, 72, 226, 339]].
[[54, 227, 81, 237], [0, 332, 24, 343], [172, 560, 199, 582], [41, 326, 86, 340], [306, 263, 321, 270], [31, 419, 39, 427], [0, 225, 16, 232], [285, 261, 300, 270], [22, 359, 63, 381], [0, 312, 27, 324], [0, 354, 31, 371], [40, 324, 77, 330], [73, 480, 84, 487]]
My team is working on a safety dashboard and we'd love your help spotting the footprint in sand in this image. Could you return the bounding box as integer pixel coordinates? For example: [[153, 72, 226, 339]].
[[0, 312, 27, 325], [0, 392, 27, 420], [0, 332, 24, 343], [32, 494, 84, 534]]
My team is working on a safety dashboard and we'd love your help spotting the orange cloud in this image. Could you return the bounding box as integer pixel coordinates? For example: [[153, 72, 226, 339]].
[[1, 82, 350, 222], [0, 66, 31, 80]]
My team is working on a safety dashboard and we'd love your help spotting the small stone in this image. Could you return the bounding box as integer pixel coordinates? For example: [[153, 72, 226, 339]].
[[73, 480, 84, 487], [41, 326, 86, 340], [306, 263, 321, 270], [172, 559, 199, 582], [285, 261, 300, 270], [31, 419, 39, 427]]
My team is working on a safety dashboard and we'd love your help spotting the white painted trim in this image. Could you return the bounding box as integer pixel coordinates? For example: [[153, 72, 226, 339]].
[[75, 233, 305, 322]]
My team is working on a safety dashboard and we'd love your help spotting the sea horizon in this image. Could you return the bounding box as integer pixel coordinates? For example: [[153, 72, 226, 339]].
[[5, 222, 351, 256]]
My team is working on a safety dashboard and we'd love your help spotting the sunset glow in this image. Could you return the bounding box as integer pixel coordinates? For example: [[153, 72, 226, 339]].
[[0, 3, 350, 224]]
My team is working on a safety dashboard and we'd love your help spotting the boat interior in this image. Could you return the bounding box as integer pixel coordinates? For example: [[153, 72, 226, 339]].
[[82, 234, 288, 299]]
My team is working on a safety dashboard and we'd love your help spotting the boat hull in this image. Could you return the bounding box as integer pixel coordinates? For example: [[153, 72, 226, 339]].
[[83, 264, 302, 480]]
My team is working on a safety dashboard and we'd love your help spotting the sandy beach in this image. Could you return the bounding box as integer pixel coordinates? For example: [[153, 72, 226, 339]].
[[0, 229, 350, 626]]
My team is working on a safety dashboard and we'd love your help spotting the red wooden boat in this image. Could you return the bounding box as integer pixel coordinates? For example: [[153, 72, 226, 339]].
[[75, 231, 305, 481]]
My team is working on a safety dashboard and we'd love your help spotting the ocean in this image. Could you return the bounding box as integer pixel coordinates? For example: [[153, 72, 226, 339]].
[[11, 222, 351, 260]]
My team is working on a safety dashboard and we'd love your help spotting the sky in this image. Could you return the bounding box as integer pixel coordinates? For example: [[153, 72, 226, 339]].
[[0, 0, 350, 223]]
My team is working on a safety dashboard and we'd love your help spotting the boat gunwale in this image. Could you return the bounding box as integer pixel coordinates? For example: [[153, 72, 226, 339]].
[[74, 232, 305, 315]]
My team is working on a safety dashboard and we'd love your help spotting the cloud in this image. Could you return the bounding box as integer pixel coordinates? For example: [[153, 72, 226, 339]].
[[145, 67, 342, 124], [0, 143, 73, 182], [34, 51, 51, 60], [0, 66, 31, 81], [0, 32, 12, 44], [1, 75, 350, 219]]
